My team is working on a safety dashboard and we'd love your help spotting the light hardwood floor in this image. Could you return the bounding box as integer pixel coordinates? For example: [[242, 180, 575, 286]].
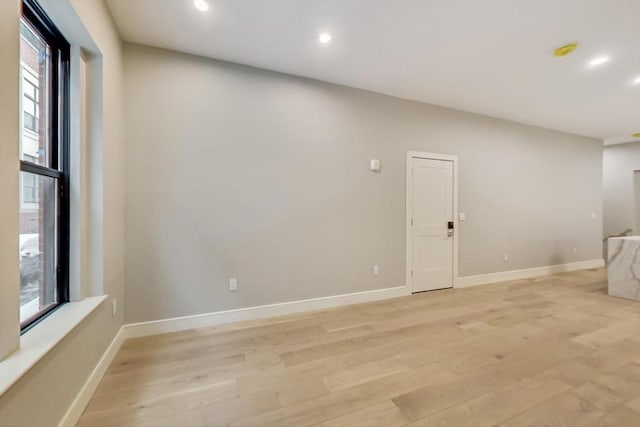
[[78, 268, 640, 427]]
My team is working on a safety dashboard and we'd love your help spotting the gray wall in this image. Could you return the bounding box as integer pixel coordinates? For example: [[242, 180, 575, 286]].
[[123, 43, 603, 323], [603, 142, 640, 237], [0, 0, 21, 361]]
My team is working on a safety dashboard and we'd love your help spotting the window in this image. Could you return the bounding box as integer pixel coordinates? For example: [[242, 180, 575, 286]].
[[22, 172, 38, 204], [19, 0, 70, 331], [22, 70, 39, 133]]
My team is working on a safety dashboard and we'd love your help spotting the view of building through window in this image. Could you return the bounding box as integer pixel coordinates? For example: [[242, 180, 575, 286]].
[[19, 18, 59, 324]]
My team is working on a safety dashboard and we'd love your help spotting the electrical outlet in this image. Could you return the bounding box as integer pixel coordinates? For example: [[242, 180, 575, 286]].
[[112, 299, 117, 317], [503, 253, 509, 262], [373, 265, 380, 276], [573, 247, 577, 254], [229, 278, 238, 292]]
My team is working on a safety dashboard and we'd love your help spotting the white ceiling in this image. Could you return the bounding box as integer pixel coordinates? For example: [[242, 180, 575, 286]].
[[106, 0, 640, 144]]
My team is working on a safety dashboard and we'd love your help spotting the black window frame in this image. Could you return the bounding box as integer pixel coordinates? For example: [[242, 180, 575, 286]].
[[20, 0, 70, 333]]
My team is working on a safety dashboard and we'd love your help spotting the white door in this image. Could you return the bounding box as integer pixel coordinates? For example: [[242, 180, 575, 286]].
[[410, 157, 454, 292]]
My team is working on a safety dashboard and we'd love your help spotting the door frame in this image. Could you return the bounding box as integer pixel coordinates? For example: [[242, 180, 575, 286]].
[[406, 150, 459, 293]]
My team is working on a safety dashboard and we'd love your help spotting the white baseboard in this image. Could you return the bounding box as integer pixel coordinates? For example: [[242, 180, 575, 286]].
[[56, 286, 407, 425], [124, 286, 410, 339], [56, 260, 604, 425], [455, 258, 605, 288], [59, 326, 125, 427]]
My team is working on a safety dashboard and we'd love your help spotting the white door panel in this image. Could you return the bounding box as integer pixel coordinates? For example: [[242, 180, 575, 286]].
[[410, 157, 454, 292]]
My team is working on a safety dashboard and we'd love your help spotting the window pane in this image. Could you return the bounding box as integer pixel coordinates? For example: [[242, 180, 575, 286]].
[[19, 20, 50, 166], [23, 97, 35, 114], [22, 172, 38, 204], [24, 111, 38, 133], [19, 173, 59, 324], [23, 80, 35, 99]]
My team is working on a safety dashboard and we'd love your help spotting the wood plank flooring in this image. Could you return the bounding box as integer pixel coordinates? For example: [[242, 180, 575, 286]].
[[77, 268, 640, 427]]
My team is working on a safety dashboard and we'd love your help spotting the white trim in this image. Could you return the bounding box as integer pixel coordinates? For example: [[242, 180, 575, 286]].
[[0, 296, 106, 396], [57, 286, 407, 424], [124, 286, 410, 339], [56, 259, 605, 424], [406, 151, 459, 293], [59, 326, 125, 427], [455, 259, 605, 288]]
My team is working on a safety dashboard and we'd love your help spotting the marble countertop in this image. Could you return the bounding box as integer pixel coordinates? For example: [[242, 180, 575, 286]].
[[608, 237, 640, 301]]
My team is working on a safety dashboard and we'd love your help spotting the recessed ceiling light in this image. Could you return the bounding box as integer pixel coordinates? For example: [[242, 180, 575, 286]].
[[588, 56, 610, 67], [194, 0, 209, 12], [553, 43, 578, 57], [319, 33, 332, 44], [634, 76, 640, 85]]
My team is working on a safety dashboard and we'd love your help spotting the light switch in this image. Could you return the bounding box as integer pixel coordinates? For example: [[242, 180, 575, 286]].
[[370, 159, 380, 171], [459, 212, 466, 221]]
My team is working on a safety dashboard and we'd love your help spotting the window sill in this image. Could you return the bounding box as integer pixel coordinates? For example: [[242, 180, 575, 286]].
[[0, 295, 107, 396]]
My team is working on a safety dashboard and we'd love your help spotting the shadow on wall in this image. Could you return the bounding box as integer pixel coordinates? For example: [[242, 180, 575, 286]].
[[547, 240, 577, 270], [548, 253, 567, 270]]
